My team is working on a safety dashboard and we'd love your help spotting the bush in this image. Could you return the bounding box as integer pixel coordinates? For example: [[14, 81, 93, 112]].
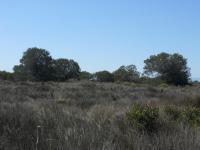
[[182, 107, 200, 127], [126, 104, 159, 132], [95, 71, 114, 82], [165, 106, 200, 127], [80, 71, 91, 80], [0, 71, 14, 81]]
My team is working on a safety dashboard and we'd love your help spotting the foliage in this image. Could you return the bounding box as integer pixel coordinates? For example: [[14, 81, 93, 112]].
[[165, 106, 182, 120], [13, 48, 81, 81], [181, 107, 200, 127], [165, 106, 200, 127], [126, 104, 159, 132], [52, 58, 81, 81], [95, 70, 114, 82], [80, 71, 91, 80], [0, 71, 14, 81], [144, 52, 190, 85], [13, 64, 28, 81], [0, 81, 200, 149], [113, 65, 140, 82], [15, 47, 54, 81]]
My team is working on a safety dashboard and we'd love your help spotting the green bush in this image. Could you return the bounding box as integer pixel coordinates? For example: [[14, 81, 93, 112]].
[[182, 107, 200, 127], [126, 104, 159, 132], [165, 106, 200, 127], [95, 71, 114, 82]]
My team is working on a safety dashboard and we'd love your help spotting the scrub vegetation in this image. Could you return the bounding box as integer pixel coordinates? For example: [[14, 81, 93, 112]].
[[0, 48, 199, 149], [0, 80, 200, 150]]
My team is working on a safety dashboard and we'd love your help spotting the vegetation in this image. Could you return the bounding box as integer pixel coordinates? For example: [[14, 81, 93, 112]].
[[0, 71, 14, 81], [113, 65, 140, 82], [144, 52, 190, 85], [52, 58, 80, 81], [95, 70, 114, 82], [13, 48, 80, 81], [80, 71, 92, 80], [0, 81, 200, 149], [0, 48, 192, 86], [126, 104, 159, 132], [14, 47, 54, 81], [0, 48, 198, 149]]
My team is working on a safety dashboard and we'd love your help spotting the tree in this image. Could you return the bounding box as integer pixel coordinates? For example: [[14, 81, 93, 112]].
[[53, 59, 80, 81], [0, 71, 14, 81], [13, 65, 28, 81], [80, 71, 91, 80], [95, 71, 114, 82], [144, 52, 190, 85], [16, 47, 54, 81], [113, 65, 140, 82]]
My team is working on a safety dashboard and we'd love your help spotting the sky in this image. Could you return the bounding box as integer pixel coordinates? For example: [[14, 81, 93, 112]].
[[0, 0, 200, 78]]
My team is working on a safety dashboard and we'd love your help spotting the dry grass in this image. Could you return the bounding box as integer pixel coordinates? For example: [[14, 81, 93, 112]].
[[0, 80, 200, 150]]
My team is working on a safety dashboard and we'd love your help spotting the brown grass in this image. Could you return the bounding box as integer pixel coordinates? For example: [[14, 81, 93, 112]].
[[0, 80, 200, 150]]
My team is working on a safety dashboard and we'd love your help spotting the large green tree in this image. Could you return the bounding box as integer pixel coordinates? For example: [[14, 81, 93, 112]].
[[113, 65, 140, 82], [53, 59, 81, 81], [144, 52, 190, 85], [14, 47, 54, 81]]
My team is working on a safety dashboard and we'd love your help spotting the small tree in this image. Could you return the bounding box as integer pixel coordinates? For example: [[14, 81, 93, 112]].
[[113, 65, 140, 82], [144, 52, 190, 85], [95, 71, 114, 82], [0, 71, 14, 81], [13, 65, 28, 81], [53, 59, 80, 81], [80, 71, 91, 80]]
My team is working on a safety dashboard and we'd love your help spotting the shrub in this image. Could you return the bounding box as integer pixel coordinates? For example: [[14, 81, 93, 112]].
[[80, 71, 91, 80], [0, 71, 14, 81], [182, 107, 200, 127], [126, 104, 159, 132], [165, 106, 200, 127], [95, 71, 114, 82]]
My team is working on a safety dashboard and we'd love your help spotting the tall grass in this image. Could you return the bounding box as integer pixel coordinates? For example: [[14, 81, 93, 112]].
[[0, 80, 200, 149]]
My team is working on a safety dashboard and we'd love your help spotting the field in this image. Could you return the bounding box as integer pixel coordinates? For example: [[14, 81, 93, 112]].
[[0, 80, 200, 150]]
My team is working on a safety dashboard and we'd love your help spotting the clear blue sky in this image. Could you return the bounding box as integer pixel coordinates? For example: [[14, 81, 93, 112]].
[[0, 0, 200, 78]]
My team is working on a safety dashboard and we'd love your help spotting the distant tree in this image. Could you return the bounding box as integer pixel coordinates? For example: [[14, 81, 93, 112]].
[[13, 64, 28, 81], [16, 47, 54, 81], [53, 59, 80, 81], [95, 71, 114, 82], [80, 71, 91, 80], [0, 71, 14, 81], [144, 52, 190, 85], [113, 65, 140, 82]]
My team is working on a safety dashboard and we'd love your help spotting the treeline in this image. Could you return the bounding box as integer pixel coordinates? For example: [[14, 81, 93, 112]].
[[0, 47, 191, 85]]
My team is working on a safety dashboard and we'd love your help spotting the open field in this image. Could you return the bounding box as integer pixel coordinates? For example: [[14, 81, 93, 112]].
[[0, 81, 200, 150]]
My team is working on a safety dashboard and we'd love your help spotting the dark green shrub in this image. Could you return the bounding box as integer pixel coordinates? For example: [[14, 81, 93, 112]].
[[0, 71, 14, 81], [181, 107, 200, 127], [126, 104, 159, 132], [165, 106, 200, 127], [80, 71, 91, 80], [95, 71, 114, 82]]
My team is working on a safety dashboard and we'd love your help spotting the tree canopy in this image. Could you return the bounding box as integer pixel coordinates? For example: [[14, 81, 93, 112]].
[[144, 52, 190, 85], [13, 48, 81, 81], [113, 65, 140, 82], [53, 58, 80, 81], [95, 71, 114, 82]]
